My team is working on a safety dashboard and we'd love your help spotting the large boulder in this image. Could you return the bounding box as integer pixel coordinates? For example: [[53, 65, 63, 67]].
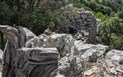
[[80, 44, 108, 62]]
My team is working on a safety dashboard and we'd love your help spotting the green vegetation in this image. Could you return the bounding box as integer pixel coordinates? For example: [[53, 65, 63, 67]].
[[72, 0, 123, 50], [0, 0, 66, 35], [97, 17, 123, 50]]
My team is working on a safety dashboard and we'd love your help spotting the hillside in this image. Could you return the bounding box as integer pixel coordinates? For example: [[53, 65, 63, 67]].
[[0, 0, 123, 77]]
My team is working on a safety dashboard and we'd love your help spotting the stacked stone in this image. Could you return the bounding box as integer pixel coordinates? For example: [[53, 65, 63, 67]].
[[68, 10, 97, 44], [55, 8, 97, 44]]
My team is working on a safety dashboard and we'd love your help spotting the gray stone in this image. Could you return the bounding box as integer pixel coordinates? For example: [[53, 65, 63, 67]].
[[0, 25, 59, 77], [0, 49, 3, 63], [105, 50, 123, 75], [81, 44, 108, 62], [53, 8, 97, 44], [84, 66, 104, 77]]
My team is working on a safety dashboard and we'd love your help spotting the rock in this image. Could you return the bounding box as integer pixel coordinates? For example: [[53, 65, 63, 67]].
[[0, 49, 3, 63], [54, 55, 84, 77], [75, 30, 89, 42], [0, 25, 59, 77], [40, 33, 74, 57], [104, 50, 123, 75], [81, 44, 108, 62], [22, 27, 36, 41], [25, 37, 43, 48], [0, 72, 1, 77], [55, 73, 65, 77], [84, 66, 104, 77], [15, 48, 59, 77], [2, 25, 123, 77], [53, 8, 97, 44], [44, 28, 52, 35]]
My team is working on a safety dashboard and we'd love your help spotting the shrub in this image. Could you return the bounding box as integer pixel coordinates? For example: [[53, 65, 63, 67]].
[[97, 17, 123, 50], [96, 12, 106, 21], [118, 11, 123, 18], [73, 3, 85, 8]]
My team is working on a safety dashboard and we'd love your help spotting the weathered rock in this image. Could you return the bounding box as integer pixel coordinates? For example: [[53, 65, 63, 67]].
[[53, 8, 97, 44], [22, 27, 36, 41], [25, 37, 43, 48], [44, 28, 52, 35], [104, 50, 123, 76], [0, 49, 3, 63], [39, 33, 74, 57], [84, 66, 104, 77], [81, 44, 108, 62], [0, 25, 59, 77], [1, 25, 123, 77], [74, 42, 108, 62], [54, 55, 84, 77]]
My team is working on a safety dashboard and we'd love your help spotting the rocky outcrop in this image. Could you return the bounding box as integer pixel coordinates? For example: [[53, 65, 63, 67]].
[[83, 50, 123, 77], [54, 7, 97, 44], [0, 25, 59, 77], [0, 15, 122, 77]]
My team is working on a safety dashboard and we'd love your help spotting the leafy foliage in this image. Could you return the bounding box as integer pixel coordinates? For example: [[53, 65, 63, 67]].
[[96, 12, 106, 21], [97, 17, 123, 50], [118, 11, 123, 18], [0, 0, 66, 35]]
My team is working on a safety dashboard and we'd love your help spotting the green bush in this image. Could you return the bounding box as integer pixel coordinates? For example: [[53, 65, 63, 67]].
[[85, 2, 112, 15], [0, 0, 66, 35], [118, 11, 123, 18], [73, 3, 92, 11], [73, 3, 85, 8], [97, 17, 123, 50], [96, 12, 106, 21]]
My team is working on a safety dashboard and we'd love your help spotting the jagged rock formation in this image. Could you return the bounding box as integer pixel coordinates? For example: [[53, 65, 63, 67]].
[[1, 25, 123, 77], [0, 25, 59, 77], [0, 8, 123, 77], [54, 7, 97, 44]]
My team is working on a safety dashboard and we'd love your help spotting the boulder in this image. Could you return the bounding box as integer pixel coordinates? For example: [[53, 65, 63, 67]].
[[81, 44, 108, 62], [54, 55, 84, 77], [39, 33, 74, 57], [104, 50, 123, 76]]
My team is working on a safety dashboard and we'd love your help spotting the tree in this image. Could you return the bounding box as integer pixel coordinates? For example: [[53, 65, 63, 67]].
[[97, 17, 123, 50], [0, 0, 66, 35]]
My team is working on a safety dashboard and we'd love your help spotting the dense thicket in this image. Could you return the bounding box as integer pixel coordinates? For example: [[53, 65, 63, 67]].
[[97, 17, 123, 50], [0, 0, 66, 35]]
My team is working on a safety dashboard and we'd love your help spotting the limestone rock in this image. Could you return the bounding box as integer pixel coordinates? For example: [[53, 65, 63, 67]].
[[40, 33, 74, 57], [52, 8, 97, 44], [54, 55, 84, 77], [22, 27, 36, 41], [81, 44, 108, 62], [84, 66, 104, 77], [104, 50, 123, 76], [0, 25, 59, 77]]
